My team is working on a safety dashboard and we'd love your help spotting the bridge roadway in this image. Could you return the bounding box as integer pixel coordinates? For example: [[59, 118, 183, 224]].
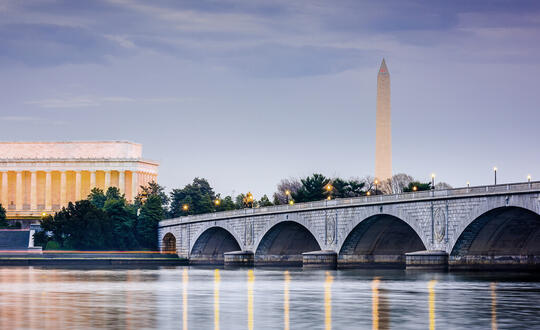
[[158, 182, 540, 270]]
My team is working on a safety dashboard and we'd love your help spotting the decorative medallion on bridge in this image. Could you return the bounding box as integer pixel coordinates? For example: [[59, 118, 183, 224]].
[[433, 207, 446, 243], [326, 214, 336, 244], [245, 222, 254, 246]]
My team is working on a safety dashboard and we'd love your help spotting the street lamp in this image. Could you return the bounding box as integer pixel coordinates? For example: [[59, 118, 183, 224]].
[[431, 173, 435, 190], [466, 181, 470, 188], [493, 167, 497, 185], [412, 186, 418, 192], [527, 174, 531, 183], [288, 200, 294, 205], [182, 204, 189, 213], [366, 191, 371, 196], [374, 179, 379, 195]]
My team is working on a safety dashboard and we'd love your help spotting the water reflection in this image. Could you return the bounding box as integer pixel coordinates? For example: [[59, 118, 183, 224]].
[[0, 268, 538, 329], [324, 271, 333, 330], [183, 268, 188, 330], [491, 282, 497, 330], [214, 269, 220, 330], [284, 271, 290, 330], [247, 269, 254, 330], [428, 280, 437, 330]]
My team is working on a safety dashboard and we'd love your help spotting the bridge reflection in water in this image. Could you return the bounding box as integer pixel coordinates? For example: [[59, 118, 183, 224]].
[[491, 282, 497, 330], [428, 280, 437, 330], [284, 271, 290, 330], [182, 269, 443, 329]]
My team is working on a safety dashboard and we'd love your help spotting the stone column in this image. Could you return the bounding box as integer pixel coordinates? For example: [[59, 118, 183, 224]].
[[90, 171, 96, 190], [60, 171, 67, 207], [118, 171, 125, 195], [1, 171, 8, 207], [30, 171, 37, 210], [45, 171, 52, 210], [131, 171, 138, 202], [16, 171, 23, 210], [75, 171, 82, 201], [104, 171, 111, 191]]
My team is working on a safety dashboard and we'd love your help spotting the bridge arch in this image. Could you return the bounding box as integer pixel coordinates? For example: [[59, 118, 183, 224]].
[[162, 232, 177, 253], [255, 220, 322, 266], [338, 213, 426, 268], [190, 225, 242, 265], [450, 206, 540, 269]]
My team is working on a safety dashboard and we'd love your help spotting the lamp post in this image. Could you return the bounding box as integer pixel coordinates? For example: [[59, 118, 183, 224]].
[[285, 189, 291, 205], [431, 173, 435, 190], [466, 181, 470, 188], [528, 174, 532, 188], [325, 183, 333, 202], [374, 179, 378, 195], [182, 204, 189, 213], [493, 167, 497, 185]]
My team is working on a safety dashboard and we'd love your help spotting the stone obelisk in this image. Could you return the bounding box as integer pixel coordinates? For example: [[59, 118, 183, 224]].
[[375, 58, 392, 181]]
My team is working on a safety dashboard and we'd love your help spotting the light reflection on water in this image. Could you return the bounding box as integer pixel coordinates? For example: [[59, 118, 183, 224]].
[[0, 267, 539, 329]]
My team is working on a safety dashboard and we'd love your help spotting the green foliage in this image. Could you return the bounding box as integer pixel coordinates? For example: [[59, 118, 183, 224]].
[[217, 196, 236, 211], [0, 203, 8, 228], [88, 188, 107, 209], [136, 181, 169, 210], [331, 178, 366, 198], [293, 173, 330, 203], [104, 197, 138, 250], [136, 194, 164, 250], [169, 178, 216, 217], [63, 201, 114, 250], [258, 194, 273, 207], [403, 181, 432, 192], [33, 230, 49, 248], [45, 240, 60, 250]]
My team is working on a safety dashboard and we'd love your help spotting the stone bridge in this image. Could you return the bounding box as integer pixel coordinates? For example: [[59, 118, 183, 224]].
[[158, 182, 540, 270]]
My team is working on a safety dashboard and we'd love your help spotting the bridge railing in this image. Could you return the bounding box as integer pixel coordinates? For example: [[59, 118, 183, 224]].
[[160, 181, 540, 225]]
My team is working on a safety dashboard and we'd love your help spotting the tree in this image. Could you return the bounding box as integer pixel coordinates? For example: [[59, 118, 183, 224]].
[[273, 178, 302, 205], [104, 198, 138, 250], [216, 195, 236, 211], [87, 188, 106, 209], [105, 186, 123, 201], [136, 194, 164, 250], [0, 203, 7, 228], [136, 180, 169, 210], [169, 178, 216, 217], [331, 178, 366, 198], [403, 181, 432, 192], [258, 195, 273, 207], [293, 173, 330, 203]]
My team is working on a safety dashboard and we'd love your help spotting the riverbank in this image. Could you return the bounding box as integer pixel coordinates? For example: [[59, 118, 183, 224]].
[[0, 251, 188, 266]]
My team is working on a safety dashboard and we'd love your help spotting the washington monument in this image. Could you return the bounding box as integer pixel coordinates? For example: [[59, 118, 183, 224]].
[[375, 58, 392, 181]]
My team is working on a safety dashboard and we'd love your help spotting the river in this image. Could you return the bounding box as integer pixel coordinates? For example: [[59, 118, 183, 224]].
[[0, 267, 538, 329]]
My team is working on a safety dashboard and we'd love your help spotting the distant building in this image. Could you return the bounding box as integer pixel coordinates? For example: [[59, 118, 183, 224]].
[[375, 59, 392, 181], [0, 141, 158, 224]]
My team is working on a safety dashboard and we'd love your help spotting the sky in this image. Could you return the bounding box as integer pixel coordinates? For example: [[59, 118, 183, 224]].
[[1, 0, 539, 198]]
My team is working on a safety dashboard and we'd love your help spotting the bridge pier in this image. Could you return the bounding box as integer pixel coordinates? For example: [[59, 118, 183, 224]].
[[224, 251, 254, 267], [405, 250, 448, 270], [302, 251, 337, 269]]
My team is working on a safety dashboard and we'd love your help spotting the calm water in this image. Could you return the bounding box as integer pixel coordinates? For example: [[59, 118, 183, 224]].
[[0, 267, 539, 329]]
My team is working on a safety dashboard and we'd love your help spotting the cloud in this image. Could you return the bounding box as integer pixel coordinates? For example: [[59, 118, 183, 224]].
[[0, 116, 66, 125], [0, 23, 129, 67], [25, 96, 193, 109], [1, 1, 540, 76]]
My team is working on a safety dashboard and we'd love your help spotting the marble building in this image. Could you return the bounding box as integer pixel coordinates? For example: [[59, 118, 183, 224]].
[[0, 141, 159, 222], [375, 58, 392, 181]]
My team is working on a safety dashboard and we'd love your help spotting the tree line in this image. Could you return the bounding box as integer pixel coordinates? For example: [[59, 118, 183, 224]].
[[34, 186, 164, 251], [30, 172, 450, 251]]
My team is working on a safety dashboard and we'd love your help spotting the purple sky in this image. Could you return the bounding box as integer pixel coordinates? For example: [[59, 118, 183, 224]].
[[1, 1, 539, 198]]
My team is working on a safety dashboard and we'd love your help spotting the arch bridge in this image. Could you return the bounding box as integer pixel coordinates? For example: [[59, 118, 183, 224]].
[[159, 182, 540, 270]]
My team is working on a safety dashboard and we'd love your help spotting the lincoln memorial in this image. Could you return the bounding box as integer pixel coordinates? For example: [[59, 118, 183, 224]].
[[0, 141, 159, 223]]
